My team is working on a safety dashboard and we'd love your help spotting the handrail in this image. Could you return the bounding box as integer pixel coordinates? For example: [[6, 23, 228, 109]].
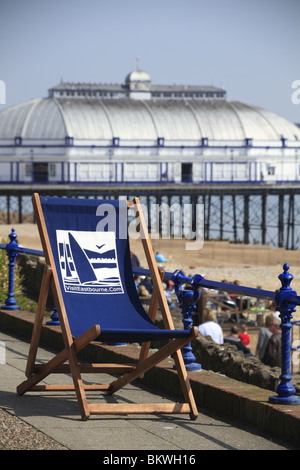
[[3, 240, 300, 306], [0, 245, 276, 300], [4, 242, 300, 305], [126, 267, 276, 301], [0, 244, 44, 257], [1, 228, 300, 404]]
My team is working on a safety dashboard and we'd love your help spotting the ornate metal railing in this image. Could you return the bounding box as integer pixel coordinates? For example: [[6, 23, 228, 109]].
[[1, 228, 300, 405]]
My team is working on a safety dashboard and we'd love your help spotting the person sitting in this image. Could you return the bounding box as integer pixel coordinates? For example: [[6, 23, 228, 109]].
[[139, 276, 153, 294], [155, 251, 167, 263], [261, 319, 281, 367], [137, 283, 150, 299], [198, 309, 224, 345], [130, 249, 140, 268], [224, 325, 253, 357], [239, 323, 250, 346]]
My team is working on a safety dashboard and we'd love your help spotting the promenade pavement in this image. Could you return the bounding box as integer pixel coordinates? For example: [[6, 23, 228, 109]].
[[0, 315, 298, 451]]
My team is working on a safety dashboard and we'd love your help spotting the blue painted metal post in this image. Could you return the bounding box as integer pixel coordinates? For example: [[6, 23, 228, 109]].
[[1, 228, 20, 311], [46, 306, 60, 325], [269, 263, 300, 405], [172, 270, 201, 371]]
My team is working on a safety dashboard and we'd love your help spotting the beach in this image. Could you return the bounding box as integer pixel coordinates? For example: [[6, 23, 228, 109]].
[[1, 223, 300, 354], [2, 222, 300, 294]]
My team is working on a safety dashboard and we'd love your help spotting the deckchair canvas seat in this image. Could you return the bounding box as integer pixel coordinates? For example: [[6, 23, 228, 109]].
[[17, 194, 199, 421]]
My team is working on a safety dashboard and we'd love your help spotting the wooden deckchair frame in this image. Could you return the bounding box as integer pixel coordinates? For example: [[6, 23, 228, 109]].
[[17, 194, 199, 420]]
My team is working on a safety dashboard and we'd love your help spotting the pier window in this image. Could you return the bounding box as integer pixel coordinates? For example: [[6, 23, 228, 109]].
[[267, 165, 275, 176], [181, 163, 193, 182], [25, 164, 31, 177], [79, 163, 112, 181], [33, 163, 48, 183], [125, 163, 159, 181], [49, 163, 56, 177]]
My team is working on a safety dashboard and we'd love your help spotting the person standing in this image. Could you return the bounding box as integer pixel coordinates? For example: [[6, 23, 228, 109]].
[[255, 314, 278, 361], [130, 249, 140, 268], [261, 319, 281, 367]]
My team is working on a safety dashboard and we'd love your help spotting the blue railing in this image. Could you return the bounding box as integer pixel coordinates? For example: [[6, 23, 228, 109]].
[[1, 228, 300, 405]]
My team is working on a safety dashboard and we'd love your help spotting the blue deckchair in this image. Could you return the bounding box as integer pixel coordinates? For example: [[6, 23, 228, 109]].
[[17, 194, 199, 420]]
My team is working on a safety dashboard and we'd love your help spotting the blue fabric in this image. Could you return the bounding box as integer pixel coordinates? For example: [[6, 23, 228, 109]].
[[40, 196, 190, 342]]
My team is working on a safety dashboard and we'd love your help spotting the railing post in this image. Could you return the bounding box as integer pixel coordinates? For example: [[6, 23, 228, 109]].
[[172, 270, 201, 371], [269, 263, 300, 405], [1, 228, 20, 311], [46, 306, 60, 325]]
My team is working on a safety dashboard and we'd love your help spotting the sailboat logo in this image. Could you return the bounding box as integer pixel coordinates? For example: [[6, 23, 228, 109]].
[[56, 230, 124, 294]]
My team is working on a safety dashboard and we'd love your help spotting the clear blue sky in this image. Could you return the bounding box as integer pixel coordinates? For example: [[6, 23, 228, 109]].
[[0, 0, 299, 123]]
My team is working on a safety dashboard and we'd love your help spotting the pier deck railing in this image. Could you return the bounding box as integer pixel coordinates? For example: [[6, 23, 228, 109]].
[[1, 228, 300, 405]]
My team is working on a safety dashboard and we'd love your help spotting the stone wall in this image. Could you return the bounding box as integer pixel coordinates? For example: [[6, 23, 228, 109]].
[[192, 334, 281, 392]]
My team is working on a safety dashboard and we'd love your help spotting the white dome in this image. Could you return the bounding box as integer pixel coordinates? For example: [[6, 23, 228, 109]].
[[125, 69, 151, 84]]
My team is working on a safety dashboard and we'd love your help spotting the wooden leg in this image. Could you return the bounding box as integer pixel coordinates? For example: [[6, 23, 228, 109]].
[[17, 325, 100, 394], [108, 327, 198, 396], [67, 342, 90, 420], [25, 265, 52, 377], [138, 269, 164, 366], [172, 349, 198, 420]]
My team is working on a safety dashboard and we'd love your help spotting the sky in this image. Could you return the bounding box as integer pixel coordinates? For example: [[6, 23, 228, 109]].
[[0, 0, 299, 123]]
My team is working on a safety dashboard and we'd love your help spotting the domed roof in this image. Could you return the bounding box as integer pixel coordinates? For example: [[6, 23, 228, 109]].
[[0, 96, 299, 143], [125, 69, 151, 84], [0, 98, 67, 139]]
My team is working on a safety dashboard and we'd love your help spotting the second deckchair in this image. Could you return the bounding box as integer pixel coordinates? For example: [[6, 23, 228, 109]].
[[17, 194, 199, 420]]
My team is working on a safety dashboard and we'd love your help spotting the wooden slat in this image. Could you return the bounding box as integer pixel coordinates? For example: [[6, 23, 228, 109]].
[[31, 384, 110, 391], [33, 363, 135, 374], [108, 332, 198, 396], [17, 324, 101, 396], [172, 345, 199, 421], [138, 268, 164, 366], [25, 264, 52, 377], [88, 403, 191, 415]]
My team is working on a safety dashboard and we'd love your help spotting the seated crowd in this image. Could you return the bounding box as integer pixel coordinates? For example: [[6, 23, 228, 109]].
[[198, 309, 281, 367]]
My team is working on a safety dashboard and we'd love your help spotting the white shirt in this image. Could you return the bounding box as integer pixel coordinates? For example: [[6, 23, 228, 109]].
[[198, 321, 224, 344]]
